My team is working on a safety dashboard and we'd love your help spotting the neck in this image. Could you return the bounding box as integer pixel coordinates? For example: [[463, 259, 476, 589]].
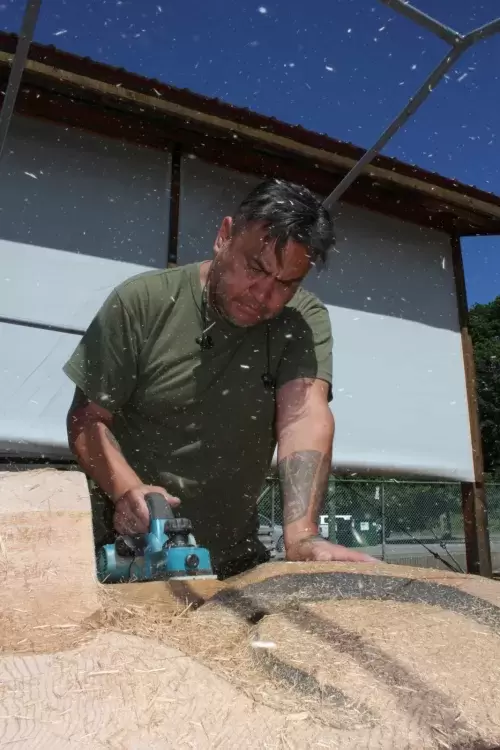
[[200, 260, 240, 329], [199, 259, 212, 288], [200, 260, 224, 322]]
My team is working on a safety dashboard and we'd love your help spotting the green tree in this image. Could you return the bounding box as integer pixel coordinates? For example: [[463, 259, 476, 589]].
[[469, 296, 500, 478]]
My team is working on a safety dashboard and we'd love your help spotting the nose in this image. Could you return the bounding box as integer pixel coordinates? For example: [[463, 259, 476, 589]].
[[251, 277, 275, 308]]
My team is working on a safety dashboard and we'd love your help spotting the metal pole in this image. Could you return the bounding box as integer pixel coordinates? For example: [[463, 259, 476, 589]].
[[323, 46, 463, 210], [381, 0, 462, 45], [466, 17, 500, 45], [327, 477, 336, 544], [0, 0, 42, 166], [381, 483, 386, 562], [323, 1, 500, 211]]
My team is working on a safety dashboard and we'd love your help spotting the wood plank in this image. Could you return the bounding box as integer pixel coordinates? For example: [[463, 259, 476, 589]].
[[451, 234, 492, 577]]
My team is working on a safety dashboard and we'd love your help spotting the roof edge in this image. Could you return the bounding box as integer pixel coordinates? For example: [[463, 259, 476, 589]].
[[1, 32, 500, 229]]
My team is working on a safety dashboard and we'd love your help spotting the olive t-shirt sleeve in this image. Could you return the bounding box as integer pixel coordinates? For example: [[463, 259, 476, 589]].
[[62, 287, 141, 412], [276, 295, 334, 403]]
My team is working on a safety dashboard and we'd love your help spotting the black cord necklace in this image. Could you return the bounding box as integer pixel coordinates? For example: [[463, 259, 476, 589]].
[[195, 282, 215, 350], [196, 273, 275, 390]]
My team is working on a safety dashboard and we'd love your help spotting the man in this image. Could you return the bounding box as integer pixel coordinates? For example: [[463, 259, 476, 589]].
[[64, 178, 374, 579]]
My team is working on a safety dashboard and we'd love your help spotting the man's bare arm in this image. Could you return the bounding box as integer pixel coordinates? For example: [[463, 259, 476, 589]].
[[66, 387, 142, 502], [275, 378, 334, 547]]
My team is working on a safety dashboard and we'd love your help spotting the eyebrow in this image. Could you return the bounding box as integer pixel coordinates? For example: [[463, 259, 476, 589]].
[[252, 257, 304, 284]]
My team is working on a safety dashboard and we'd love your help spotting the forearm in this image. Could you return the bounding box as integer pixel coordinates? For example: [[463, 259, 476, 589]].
[[277, 410, 334, 545], [72, 421, 142, 502]]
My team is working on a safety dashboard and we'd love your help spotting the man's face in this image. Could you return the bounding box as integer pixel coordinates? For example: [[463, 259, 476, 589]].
[[210, 218, 312, 327]]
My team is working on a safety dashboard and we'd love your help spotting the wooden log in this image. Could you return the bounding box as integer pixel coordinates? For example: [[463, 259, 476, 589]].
[[2, 467, 500, 749]]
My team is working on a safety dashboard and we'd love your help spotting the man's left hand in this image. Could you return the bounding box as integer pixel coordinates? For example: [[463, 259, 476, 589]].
[[286, 535, 378, 564]]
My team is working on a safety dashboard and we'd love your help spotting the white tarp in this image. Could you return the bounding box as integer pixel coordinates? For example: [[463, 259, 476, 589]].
[[0, 241, 154, 457]]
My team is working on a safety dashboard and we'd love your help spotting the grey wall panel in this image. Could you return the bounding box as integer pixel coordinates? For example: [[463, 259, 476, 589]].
[[0, 114, 171, 266], [177, 156, 260, 264]]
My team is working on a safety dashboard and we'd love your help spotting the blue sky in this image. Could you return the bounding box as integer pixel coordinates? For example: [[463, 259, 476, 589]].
[[3, 0, 500, 305]]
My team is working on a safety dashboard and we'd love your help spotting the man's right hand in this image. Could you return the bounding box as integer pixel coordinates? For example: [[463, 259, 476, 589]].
[[113, 485, 181, 535]]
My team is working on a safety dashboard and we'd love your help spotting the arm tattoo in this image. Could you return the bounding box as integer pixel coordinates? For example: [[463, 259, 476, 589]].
[[279, 450, 330, 526], [104, 426, 123, 454]]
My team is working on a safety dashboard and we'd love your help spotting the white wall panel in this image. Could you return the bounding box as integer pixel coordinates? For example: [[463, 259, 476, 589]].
[[0, 324, 78, 457], [0, 114, 171, 266], [1, 240, 154, 332]]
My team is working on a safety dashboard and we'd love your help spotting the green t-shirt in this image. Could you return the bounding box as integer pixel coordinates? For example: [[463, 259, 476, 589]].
[[63, 261, 333, 566]]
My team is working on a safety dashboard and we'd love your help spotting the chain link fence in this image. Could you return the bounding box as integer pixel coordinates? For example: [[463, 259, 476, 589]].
[[258, 477, 500, 571]]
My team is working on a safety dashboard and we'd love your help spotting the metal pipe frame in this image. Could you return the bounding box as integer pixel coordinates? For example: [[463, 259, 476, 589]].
[[0, 0, 42, 166], [323, 0, 500, 210], [1, 0, 498, 212]]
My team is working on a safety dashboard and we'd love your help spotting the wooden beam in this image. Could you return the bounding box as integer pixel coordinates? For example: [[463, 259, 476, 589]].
[[451, 233, 492, 577]]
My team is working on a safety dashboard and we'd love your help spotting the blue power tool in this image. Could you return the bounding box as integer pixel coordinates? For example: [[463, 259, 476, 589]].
[[96, 492, 216, 583]]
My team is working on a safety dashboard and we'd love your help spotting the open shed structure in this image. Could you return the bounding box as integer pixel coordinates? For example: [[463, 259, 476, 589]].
[[0, 31, 499, 575]]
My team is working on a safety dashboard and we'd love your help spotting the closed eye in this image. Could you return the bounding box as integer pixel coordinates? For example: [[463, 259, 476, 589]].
[[249, 262, 301, 287]]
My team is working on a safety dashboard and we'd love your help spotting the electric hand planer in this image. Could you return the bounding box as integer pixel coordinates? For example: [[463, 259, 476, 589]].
[[97, 492, 216, 583]]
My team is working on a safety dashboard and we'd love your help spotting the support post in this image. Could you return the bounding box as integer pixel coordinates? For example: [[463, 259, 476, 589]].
[[327, 477, 337, 544], [451, 234, 492, 577], [167, 144, 181, 267], [381, 483, 386, 561]]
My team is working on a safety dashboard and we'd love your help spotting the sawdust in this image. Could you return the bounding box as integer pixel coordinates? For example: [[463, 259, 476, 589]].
[[3, 468, 500, 749], [57, 578, 500, 749], [0, 630, 344, 750], [252, 599, 500, 746]]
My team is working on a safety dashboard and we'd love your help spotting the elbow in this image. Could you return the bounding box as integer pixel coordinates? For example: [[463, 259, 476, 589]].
[[66, 396, 113, 456], [65, 407, 98, 458], [307, 403, 334, 442]]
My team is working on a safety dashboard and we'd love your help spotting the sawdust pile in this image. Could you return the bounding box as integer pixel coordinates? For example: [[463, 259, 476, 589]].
[[3, 469, 500, 749], [53, 582, 500, 750]]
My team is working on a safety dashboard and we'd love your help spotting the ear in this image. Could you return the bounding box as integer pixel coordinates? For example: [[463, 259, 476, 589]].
[[213, 216, 233, 255]]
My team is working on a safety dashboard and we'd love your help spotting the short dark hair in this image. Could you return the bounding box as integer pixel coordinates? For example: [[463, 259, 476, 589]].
[[232, 178, 335, 267]]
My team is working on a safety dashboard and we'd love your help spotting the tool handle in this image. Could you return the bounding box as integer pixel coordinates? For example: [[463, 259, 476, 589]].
[[145, 492, 175, 521]]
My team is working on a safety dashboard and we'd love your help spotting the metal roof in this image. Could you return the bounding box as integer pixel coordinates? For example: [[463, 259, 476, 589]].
[[1, 31, 499, 236]]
